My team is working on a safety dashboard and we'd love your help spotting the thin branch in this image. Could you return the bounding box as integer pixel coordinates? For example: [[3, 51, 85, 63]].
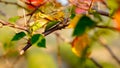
[[0, 0, 112, 19], [55, 32, 62, 68], [0, 10, 7, 17], [101, 0, 109, 9], [99, 37, 120, 65], [89, 0, 94, 10], [95, 25, 118, 31], [20, 39, 31, 55], [54, 32, 69, 42], [0, 19, 27, 30], [20, 18, 69, 55], [90, 58, 103, 68], [25, 1, 46, 24], [43, 18, 69, 36], [94, 9, 111, 17]]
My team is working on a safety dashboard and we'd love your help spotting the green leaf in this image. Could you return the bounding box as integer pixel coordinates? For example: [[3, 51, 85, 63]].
[[37, 37, 46, 48], [11, 32, 26, 41], [45, 21, 58, 31], [31, 34, 40, 44], [9, 16, 20, 24], [30, 34, 46, 48], [73, 15, 96, 36], [70, 6, 76, 19], [70, 13, 76, 19]]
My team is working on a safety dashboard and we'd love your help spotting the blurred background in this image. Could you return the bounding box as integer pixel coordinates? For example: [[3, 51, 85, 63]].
[[0, 0, 120, 68]]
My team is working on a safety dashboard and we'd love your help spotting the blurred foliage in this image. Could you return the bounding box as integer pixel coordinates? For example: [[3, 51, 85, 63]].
[[0, 0, 120, 68], [26, 47, 57, 68], [60, 42, 117, 68]]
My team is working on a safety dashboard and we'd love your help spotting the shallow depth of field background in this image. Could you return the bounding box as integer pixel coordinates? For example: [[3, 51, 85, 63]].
[[0, 0, 120, 68]]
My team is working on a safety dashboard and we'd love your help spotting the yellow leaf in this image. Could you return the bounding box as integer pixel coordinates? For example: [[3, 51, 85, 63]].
[[71, 34, 90, 57], [68, 14, 82, 28]]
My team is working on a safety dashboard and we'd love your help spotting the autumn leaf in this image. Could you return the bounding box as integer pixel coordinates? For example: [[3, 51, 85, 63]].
[[114, 8, 120, 31], [68, 14, 82, 28], [71, 34, 91, 57], [26, 0, 44, 9], [75, 8, 87, 14]]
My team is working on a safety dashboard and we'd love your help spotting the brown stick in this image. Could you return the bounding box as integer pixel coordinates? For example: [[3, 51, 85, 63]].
[[0, 19, 27, 30]]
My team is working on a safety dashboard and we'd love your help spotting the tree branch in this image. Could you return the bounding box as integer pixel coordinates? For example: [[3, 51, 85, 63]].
[[90, 58, 103, 68], [0, 19, 27, 30], [55, 32, 62, 68], [99, 37, 120, 65], [20, 18, 69, 55], [95, 25, 118, 31]]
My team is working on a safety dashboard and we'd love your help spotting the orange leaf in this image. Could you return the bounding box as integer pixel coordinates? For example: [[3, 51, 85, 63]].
[[71, 34, 90, 57], [114, 8, 120, 31]]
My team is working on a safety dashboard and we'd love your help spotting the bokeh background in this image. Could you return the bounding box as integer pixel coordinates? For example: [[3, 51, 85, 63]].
[[0, 0, 120, 68]]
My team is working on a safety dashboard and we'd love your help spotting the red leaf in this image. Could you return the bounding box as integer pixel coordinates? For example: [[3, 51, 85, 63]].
[[75, 8, 87, 14], [26, 0, 44, 9]]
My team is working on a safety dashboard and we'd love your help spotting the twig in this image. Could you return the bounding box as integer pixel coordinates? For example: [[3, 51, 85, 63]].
[[95, 25, 118, 31], [55, 32, 62, 68], [0, 19, 27, 30], [101, 0, 109, 9], [54, 32, 69, 42], [89, 0, 94, 10], [20, 39, 31, 55], [0, 10, 7, 16], [20, 18, 69, 55], [90, 58, 103, 68], [95, 9, 111, 17], [99, 37, 120, 65], [43, 18, 69, 36], [25, 1, 46, 24]]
